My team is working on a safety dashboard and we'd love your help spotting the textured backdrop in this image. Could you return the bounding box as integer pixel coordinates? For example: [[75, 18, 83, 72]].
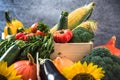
[[0, 0, 120, 48]]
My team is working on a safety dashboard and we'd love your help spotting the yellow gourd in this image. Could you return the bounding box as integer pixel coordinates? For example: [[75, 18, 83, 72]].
[[12, 18, 24, 30], [4, 10, 24, 38], [4, 11, 15, 38]]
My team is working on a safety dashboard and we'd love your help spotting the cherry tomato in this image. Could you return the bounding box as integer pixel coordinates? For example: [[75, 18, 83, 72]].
[[15, 32, 25, 40], [53, 29, 73, 43], [26, 33, 35, 37], [30, 22, 38, 33], [24, 33, 35, 41], [35, 30, 45, 36], [23, 35, 29, 41]]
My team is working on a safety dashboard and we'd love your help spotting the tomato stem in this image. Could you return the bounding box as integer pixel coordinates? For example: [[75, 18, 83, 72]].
[[59, 30, 64, 34]]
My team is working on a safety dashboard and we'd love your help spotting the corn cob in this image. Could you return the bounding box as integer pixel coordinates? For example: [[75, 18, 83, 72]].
[[50, 2, 95, 34], [78, 20, 98, 33]]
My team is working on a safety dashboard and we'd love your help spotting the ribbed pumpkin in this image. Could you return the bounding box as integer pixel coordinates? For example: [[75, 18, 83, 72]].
[[13, 53, 37, 80]]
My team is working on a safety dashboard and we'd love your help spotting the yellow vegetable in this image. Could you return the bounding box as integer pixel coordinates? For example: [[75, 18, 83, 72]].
[[50, 2, 95, 34], [12, 18, 24, 29], [4, 11, 15, 38], [4, 10, 24, 38], [78, 20, 98, 33]]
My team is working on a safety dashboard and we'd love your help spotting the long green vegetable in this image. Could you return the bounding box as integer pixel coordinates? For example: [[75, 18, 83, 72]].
[[0, 40, 26, 66]]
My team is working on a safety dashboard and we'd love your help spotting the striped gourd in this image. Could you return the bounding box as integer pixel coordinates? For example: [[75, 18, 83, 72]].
[[50, 2, 95, 34]]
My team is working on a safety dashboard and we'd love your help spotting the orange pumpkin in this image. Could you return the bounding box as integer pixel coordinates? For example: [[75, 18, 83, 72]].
[[13, 53, 37, 80], [96, 36, 120, 57], [52, 56, 74, 73]]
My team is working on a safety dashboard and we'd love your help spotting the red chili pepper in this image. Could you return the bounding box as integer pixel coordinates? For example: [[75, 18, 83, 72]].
[[53, 29, 73, 43]]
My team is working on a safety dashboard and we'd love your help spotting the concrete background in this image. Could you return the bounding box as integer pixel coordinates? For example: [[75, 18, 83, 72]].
[[0, 0, 120, 48]]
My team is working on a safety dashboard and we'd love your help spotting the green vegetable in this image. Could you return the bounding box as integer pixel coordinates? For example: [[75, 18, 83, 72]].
[[82, 47, 120, 80], [39, 59, 67, 80], [0, 40, 26, 66], [0, 39, 15, 57], [57, 11, 69, 30], [19, 34, 54, 60], [37, 22, 50, 33], [70, 27, 94, 43]]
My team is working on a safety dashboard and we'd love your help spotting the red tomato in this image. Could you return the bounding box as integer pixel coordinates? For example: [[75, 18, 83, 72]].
[[24, 33, 35, 41], [53, 29, 73, 43], [35, 30, 45, 36], [15, 32, 25, 40], [23, 35, 29, 41], [26, 33, 35, 37], [30, 22, 38, 33]]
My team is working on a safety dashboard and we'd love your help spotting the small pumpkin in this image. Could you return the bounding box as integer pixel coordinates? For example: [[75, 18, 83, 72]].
[[96, 36, 120, 57], [52, 56, 74, 73], [13, 53, 37, 80]]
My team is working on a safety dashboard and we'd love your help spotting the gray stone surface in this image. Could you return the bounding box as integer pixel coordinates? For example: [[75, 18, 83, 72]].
[[0, 0, 120, 48]]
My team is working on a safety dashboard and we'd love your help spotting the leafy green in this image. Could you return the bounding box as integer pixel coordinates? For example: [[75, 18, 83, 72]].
[[37, 22, 50, 33]]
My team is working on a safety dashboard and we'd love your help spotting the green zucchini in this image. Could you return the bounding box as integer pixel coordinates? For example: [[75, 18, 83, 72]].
[[0, 44, 21, 66], [57, 11, 69, 30], [0, 40, 26, 66]]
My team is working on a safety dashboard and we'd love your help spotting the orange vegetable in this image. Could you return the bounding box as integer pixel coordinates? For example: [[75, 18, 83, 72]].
[[13, 53, 37, 80], [96, 36, 120, 57], [52, 56, 74, 73]]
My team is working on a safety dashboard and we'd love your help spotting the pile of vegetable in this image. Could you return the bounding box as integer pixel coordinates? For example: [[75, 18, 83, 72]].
[[52, 2, 97, 43], [0, 1, 120, 80]]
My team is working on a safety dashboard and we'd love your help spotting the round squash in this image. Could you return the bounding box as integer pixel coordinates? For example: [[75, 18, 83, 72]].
[[13, 53, 37, 80]]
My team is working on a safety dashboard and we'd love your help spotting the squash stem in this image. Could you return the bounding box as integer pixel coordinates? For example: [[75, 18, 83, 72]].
[[27, 53, 34, 65], [5, 10, 11, 23]]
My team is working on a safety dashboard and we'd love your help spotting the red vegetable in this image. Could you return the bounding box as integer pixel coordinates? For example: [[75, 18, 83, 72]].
[[13, 53, 37, 80], [15, 32, 25, 40], [35, 30, 45, 36], [30, 22, 38, 33], [96, 36, 120, 57], [53, 29, 73, 43]]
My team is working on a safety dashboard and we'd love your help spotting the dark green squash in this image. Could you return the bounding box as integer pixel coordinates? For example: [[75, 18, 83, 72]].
[[57, 11, 69, 30], [0, 40, 25, 66]]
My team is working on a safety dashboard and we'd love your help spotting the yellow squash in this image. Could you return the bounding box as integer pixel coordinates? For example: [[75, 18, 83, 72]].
[[4, 10, 24, 38], [12, 18, 24, 29], [4, 11, 15, 38]]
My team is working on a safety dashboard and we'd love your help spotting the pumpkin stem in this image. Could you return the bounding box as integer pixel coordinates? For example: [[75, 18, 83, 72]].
[[27, 53, 34, 65], [106, 35, 116, 47]]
